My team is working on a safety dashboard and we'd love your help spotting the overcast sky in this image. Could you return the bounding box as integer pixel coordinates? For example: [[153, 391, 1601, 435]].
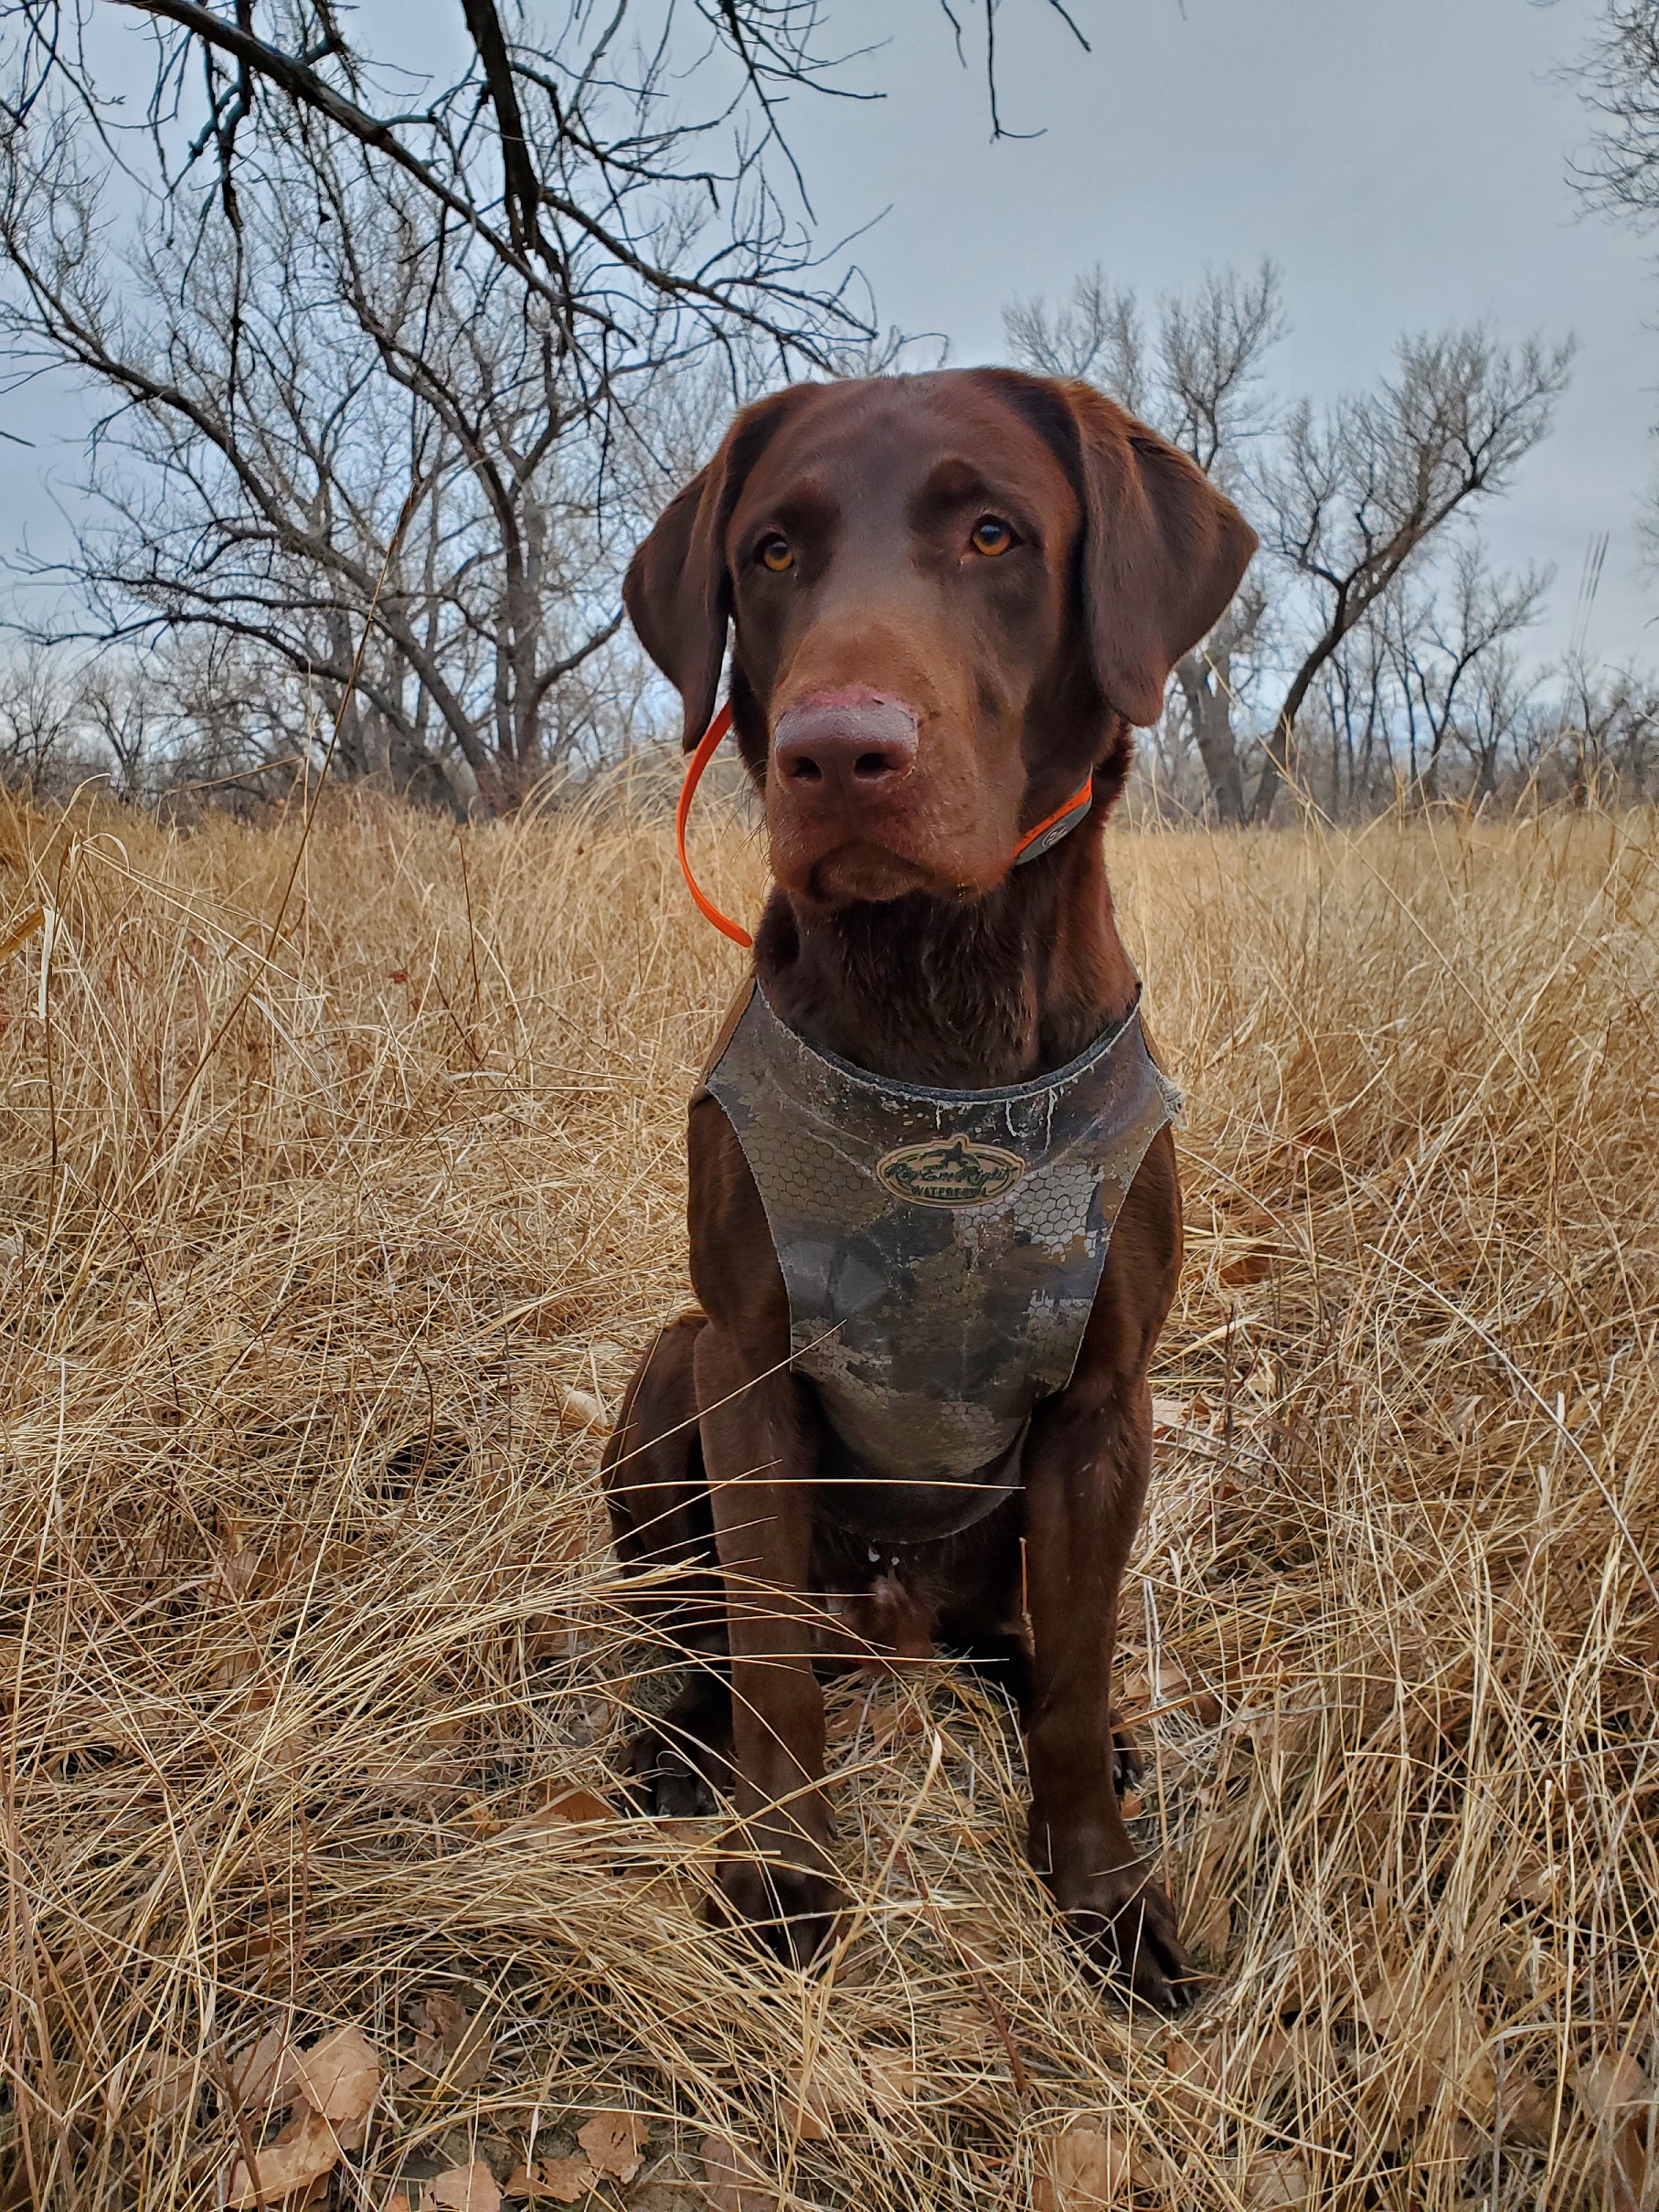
[[3, 0, 1654, 672], [780, 0, 1655, 669]]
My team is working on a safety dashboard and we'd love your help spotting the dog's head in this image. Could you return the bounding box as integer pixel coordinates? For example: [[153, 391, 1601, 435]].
[[625, 368, 1256, 909]]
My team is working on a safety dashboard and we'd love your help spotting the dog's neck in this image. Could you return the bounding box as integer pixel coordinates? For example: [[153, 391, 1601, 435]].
[[752, 822, 1139, 1089]]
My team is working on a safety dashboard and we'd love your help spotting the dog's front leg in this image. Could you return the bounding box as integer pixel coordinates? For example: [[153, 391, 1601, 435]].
[[1021, 1136, 1190, 2010], [686, 1091, 843, 1967], [694, 1324, 843, 1964]]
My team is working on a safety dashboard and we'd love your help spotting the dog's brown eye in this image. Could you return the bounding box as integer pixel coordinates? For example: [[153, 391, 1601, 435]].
[[757, 535, 794, 573], [970, 516, 1015, 557]]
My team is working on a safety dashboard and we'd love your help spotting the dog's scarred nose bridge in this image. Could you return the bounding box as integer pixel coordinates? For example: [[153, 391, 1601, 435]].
[[772, 690, 919, 792]]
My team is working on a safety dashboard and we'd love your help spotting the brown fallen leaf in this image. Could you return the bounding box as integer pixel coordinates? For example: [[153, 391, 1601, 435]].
[[289, 2022, 380, 2124], [576, 2110, 648, 2182], [363, 1743, 466, 1805], [384, 2196, 415, 2212], [1378, 2047, 1499, 2141], [785, 2068, 838, 2143], [1500, 2072, 1557, 2148], [862, 2047, 919, 2111], [556, 1386, 607, 1433], [1164, 2035, 1219, 2082], [1244, 1707, 1317, 1761], [1506, 1853, 1556, 1907], [1356, 1978, 1499, 2138], [229, 2025, 296, 2114], [224, 2105, 340, 2208], [1033, 2123, 1159, 2208], [523, 1615, 578, 1660], [1220, 1245, 1272, 1287], [134, 2052, 199, 2126], [1575, 2053, 1654, 2212], [1249, 2029, 1292, 2092], [424, 2165, 503, 2212], [238, 1687, 313, 1780], [1185, 1888, 1233, 1965], [699, 2134, 779, 2212], [1118, 1658, 1216, 1721], [505, 2156, 596, 2203], [1162, 2033, 1227, 2131], [1244, 2154, 1311, 2208], [656, 1815, 718, 1851], [1608, 2121, 1656, 2212], [514, 1786, 613, 1832], [1577, 2051, 1647, 2122], [215, 1514, 260, 1601], [408, 1994, 493, 2093]]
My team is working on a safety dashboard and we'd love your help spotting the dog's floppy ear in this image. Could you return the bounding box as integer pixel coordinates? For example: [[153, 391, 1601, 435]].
[[1061, 379, 1258, 728], [623, 388, 806, 750]]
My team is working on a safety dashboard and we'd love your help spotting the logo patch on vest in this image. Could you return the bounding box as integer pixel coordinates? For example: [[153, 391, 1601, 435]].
[[876, 1135, 1026, 1207]]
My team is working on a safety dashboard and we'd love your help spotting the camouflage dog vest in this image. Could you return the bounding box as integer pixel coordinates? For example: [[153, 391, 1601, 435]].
[[700, 981, 1180, 1541]]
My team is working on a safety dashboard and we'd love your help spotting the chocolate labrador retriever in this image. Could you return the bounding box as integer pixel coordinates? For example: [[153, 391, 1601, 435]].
[[602, 367, 1254, 2008]]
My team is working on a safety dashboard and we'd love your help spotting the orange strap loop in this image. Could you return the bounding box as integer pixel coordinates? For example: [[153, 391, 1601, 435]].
[[675, 703, 1094, 951], [675, 703, 750, 946], [1007, 769, 1098, 864]]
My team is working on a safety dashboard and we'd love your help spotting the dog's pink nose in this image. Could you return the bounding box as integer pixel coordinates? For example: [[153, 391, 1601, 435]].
[[772, 690, 919, 792]]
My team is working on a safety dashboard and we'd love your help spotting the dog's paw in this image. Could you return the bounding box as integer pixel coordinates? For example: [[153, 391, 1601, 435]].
[[1065, 1874, 1195, 2013], [624, 1728, 720, 1819], [710, 1848, 846, 1970]]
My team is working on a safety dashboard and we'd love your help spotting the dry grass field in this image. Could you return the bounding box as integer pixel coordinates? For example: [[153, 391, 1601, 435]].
[[1, 775, 1655, 2211]]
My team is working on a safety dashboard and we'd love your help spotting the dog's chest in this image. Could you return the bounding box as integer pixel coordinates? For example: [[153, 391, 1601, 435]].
[[700, 981, 1178, 1526]]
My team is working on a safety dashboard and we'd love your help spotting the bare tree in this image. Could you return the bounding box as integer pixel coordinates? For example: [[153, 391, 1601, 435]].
[[1250, 330, 1571, 817], [0, 3, 1091, 809], [1004, 267, 1149, 405], [0, 640, 80, 786], [1009, 267, 1572, 822], [1546, 654, 1659, 803], [1378, 540, 1550, 801], [2, 1, 1089, 393], [1308, 603, 1393, 814], [1569, 1, 1659, 224], [1270, 547, 1544, 816], [4, 4, 865, 385], [0, 116, 756, 806], [1567, 3, 1659, 562]]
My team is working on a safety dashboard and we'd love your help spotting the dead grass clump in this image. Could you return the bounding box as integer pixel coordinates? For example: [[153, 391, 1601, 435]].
[[0, 782, 1654, 2209]]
